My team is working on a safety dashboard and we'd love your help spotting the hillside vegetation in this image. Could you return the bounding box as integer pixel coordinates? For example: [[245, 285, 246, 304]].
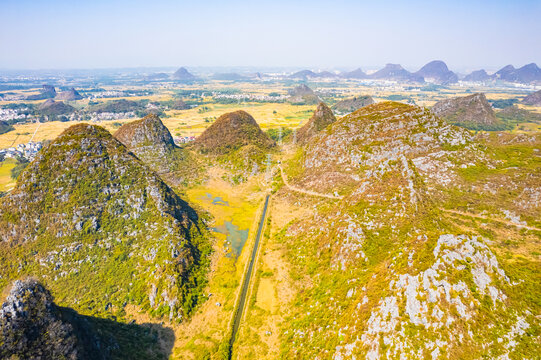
[[0, 124, 212, 324], [277, 102, 539, 359]]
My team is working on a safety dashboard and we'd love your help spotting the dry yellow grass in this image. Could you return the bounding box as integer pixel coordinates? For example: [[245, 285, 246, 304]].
[[0, 159, 17, 192]]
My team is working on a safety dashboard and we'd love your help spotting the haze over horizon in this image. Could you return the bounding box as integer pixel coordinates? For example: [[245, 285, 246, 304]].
[[1, 0, 540, 71]]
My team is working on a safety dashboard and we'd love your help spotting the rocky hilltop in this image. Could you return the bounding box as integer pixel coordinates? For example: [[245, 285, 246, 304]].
[[56, 88, 83, 101], [172, 67, 196, 81], [115, 114, 202, 186], [297, 102, 336, 144], [431, 93, 503, 130], [192, 110, 275, 179], [279, 102, 540, 359], [194, 110, 274, 155], [288, 84, 320, 104], [522, 89, 541, 106], [414, 60, 458, 85], [0, 124, 211, 322], [332, 95, 374, 114], [115, 113, 175, 153]]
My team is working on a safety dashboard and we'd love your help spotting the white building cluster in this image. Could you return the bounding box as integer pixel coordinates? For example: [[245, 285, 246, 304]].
[[1, 141, 42, 161], [0, 108, 33, 122], [213, 93, 288, 102]]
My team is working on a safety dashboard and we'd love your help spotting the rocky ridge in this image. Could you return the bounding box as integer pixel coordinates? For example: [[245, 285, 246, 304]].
[[278, 102, 539, 359]]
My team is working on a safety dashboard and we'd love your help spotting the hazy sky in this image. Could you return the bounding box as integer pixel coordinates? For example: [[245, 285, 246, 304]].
[[1, 0, 539, 71]]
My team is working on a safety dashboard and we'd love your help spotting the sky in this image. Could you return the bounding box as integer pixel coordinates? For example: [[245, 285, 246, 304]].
[[0, 0, 539, 71]]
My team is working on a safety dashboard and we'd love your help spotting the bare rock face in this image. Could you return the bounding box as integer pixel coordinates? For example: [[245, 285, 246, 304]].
[[0, 279, 80, 360], [194, 110, 275, 154], [332, 96, 375, 114], [431, 93, 501, 130], [297, 102, 337, 144], [521, 89, 541, 106]]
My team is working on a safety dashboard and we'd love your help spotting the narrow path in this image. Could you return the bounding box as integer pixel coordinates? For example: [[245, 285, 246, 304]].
[[228, 194, 270, 359], [441, 208, 541, 232], [279, 165, 343, 200]]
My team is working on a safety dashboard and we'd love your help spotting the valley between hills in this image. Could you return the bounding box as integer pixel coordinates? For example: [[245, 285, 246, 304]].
[[0, 67, 540, 359]]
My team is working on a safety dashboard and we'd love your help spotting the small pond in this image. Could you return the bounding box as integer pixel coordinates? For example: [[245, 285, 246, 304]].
[[212, 221, 249, 258]]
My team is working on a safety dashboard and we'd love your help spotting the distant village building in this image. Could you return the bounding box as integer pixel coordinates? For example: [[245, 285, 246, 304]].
[[174, 136, 196, 145], [0, 141, 42, 161]]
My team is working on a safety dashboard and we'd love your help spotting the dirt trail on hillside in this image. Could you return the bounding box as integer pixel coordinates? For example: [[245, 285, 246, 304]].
[[279, 165, 343, 200]]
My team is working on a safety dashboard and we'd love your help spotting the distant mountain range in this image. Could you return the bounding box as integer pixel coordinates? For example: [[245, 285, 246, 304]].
[[291, 61, 541, 85], [462, 63, 541, 84]]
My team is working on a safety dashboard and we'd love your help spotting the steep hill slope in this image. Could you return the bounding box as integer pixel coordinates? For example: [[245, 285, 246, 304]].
[[297, 102, 336, 144], [522, 89, 541, 106], [415, 60, 458, 85], [277, 102, 540, 359], [0, 124, 211, 322], [115, 114, 203, 186], [431, 93, 503, 130], [332, 95, 374, 114]]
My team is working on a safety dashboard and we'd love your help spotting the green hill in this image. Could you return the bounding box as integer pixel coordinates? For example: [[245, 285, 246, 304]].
[[115, 114, 203, 187], [0, 124, 211, 323]]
